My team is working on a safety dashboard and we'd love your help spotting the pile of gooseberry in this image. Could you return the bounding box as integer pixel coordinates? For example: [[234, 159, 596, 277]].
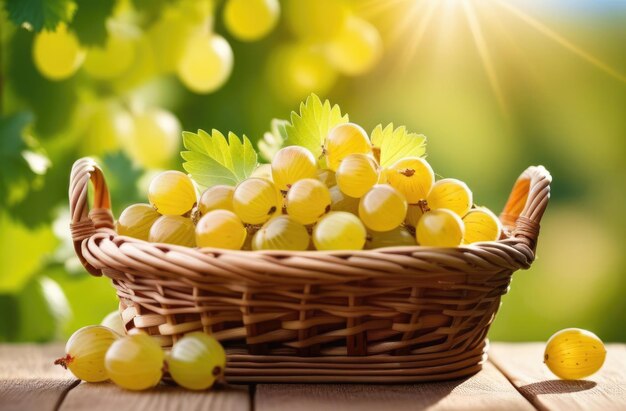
[[55, 313, 225, 391], [117, 123, 503, 252]]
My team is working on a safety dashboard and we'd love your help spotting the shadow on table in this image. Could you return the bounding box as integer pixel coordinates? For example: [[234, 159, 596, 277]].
[[520, 380, 597, 395], [255, 376, 481, 411]]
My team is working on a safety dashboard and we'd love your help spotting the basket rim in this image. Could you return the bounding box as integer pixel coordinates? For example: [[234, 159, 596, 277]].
[[113, 230, 514, 255], [86, 224, 536, 263], [69, 157, 551, 277]]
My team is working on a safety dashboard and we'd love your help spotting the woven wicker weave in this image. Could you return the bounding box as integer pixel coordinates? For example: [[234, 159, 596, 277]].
[[69, 158, 551, 383]]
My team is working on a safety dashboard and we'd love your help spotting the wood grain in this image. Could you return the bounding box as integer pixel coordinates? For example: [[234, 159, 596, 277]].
[[3, 343, 626, 411], [0, 343, 78, 411], [255, 362, 534, 411], [59, 382, 250, 411], [490, 343, 626, 411]]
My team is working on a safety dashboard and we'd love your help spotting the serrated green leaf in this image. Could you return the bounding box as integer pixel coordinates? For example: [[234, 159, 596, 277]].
[[200, 129, 233, 171], [181, 129, 258, 189], [4, 0, 74, 32], [273, 118, 289, 142], [371, 123, 427, 168], [258, 118, 288, 162], [182, 156, 239, 187], [230, 132, 257, 180], [284, 94, 349, 159], [181, 131, 202, 152], [69, 0, 115, 46]]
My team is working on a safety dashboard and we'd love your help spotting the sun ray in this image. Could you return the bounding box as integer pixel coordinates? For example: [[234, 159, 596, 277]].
[[461, 0, 508, 114], [355, 0, 411, 19], [471, 0, 544, 95], [387, 0, 429, 46], [491, 0, 626, 84], [391, 0, 441, 73]]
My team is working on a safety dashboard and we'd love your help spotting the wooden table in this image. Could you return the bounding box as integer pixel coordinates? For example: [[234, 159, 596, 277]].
[[1, 343, 624, 411]]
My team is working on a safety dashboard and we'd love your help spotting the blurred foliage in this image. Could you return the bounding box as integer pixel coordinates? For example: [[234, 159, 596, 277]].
[[0, 0, 624, 343], [69, 0, 115, 46], [4, 0, 73, 32]]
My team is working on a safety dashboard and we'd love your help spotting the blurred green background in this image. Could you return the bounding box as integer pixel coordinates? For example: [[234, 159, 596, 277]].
[[0, 0, 624, 343]]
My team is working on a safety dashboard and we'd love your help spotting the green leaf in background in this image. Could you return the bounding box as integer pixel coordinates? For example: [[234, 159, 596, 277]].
[[258, 119, 288, 162], [0, 112, 50, 209], [371, 123, 427, 168], [0, 294, 19, 342], [44, 264, 118, 339], [4, 0, 74, 32], [6, 151, 73, 228], [7, 29, 78, 137], [16, 275, 70, 342], [284, 94, 349, 159], [101, 151, 144, 216], [182, 129, 258, 188], [0, 112, 33, 207], [0, 212, 58, 292], [69, 0, 115, 46], [130, 0, 172, 25]]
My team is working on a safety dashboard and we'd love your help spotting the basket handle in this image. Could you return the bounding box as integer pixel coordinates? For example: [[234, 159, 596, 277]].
[[69, 157, 115, 276], [500, 165, 552, 252]]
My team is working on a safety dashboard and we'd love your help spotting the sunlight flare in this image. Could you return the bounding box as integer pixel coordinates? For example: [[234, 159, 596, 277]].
[[461, 0, 508, 114], [393, 0, 439, 73], [492, 0, 626, 84]]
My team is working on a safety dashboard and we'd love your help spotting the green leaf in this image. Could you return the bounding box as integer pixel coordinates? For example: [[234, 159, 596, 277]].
[[130, 0, 172, 25], [44, 264, 118, 339], [0, 113, 34, 176], [0, 294, 19, 342], [258, 118, 288, 162], [6, 150, 74, 228], [0, 211, 58, 294], [0, 211, 58, 292], [16, 275, 70, 342], [371, 123, 427, 168], [69, 0, 115, 46], [7, 29, 79, 137], [228, 132, 257, 181], [284, 93, 349, 158], [181, 129, 258, 189], [4, 0, 74, 32], [0, 112, 51, 212], [101, 151, 144, 216]]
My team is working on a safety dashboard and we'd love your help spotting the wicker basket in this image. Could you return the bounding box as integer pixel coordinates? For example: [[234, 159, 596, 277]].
[[69, 157, 551, 383]]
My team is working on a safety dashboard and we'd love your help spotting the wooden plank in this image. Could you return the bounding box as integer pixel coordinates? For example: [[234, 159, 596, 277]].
[[59, 382, 250, 411], [0, 344, 249, 411], [255, 362, 534, 411], [490, 343, 626, 411], [0, 343, 78, 411]]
